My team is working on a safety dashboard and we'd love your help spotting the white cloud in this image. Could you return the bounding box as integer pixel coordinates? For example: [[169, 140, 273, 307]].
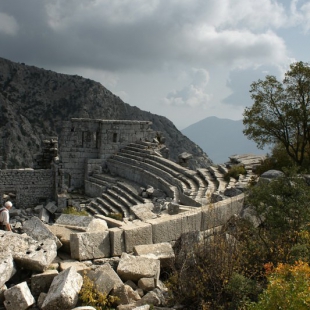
[[163, 68, 212, 108], [0, 12, 19, 35]]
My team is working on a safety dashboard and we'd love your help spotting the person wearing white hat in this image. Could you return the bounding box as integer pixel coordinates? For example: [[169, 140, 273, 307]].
[[0, 201, 13, 231]]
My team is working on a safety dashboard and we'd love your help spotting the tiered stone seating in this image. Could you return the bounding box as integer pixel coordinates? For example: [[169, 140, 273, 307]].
[[85, 174, 147, 219], [107, 142, 212, 206]]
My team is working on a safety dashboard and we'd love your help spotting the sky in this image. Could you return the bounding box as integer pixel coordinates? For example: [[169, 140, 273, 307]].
[[1, 0, 310, 130]]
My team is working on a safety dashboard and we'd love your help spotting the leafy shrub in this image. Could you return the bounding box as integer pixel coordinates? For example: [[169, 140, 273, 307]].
[[248, 261, 310, 310], [62, 206, 89, 216], [79, 275, 118, 310], [166, 234, 242, 309], [224, 165, 246, 182]]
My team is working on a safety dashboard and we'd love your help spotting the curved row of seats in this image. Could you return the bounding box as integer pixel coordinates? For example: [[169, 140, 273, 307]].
[[84, 141, 248, 219]]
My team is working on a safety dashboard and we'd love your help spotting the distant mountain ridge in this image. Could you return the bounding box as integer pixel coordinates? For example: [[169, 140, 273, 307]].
[[182, 116, 267, 164], [0, 57, 212, 169]]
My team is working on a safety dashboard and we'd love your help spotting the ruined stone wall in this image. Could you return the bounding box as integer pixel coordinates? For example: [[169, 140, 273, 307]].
[[59, 119, 155, 189], [0, 169, 54, 208]]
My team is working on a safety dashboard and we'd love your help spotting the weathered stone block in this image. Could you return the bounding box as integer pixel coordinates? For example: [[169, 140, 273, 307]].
[[201, 195, 244, 230], [59, 260, 91, 274], [0, 285, 7, 304], [122, 221, 153, 253], [0, 253, 16, 288], [46, 224, 76, 253], [56, 214, 108, 231], [113, 284, 141, 305], [41, 266, 83, 310], [22, 216, 62, 249], [109, 227, 125, 256], [138, 278, 156, 292], [133, 242, 175, 267], [70, 231, 110, 261], [86, 263, 123, 296], [31, 269, 59, 298], [131, 203, 157, 221], [45, 201, 58, 214], [117, 253, 160, 282], [146, 209, 201, 243], [39, 207, 50, 223], [0, 231, 57, 272], [4, 281, 35, 310]]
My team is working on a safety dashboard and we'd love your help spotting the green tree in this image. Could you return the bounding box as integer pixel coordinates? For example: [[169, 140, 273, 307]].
[[243, 61, 310, 168], [245, 171, 310, 263]]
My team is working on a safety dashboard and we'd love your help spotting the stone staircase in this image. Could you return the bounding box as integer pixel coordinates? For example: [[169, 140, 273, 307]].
[[85, 174, 146, 219]]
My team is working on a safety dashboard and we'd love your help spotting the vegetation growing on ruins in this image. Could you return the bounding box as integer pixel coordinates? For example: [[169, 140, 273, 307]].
[[62, 206, 89, 216], [166, 63, 310, 309], [79, 275, 118, 310], [224, 165, 246, 182], [166, 169, 310, 309]]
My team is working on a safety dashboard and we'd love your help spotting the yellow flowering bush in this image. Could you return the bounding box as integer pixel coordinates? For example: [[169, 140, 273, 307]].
[[249, 261, 310, 310]]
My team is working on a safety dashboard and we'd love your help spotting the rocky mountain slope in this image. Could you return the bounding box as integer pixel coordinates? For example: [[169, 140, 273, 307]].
[[0, 57, 212, 169]]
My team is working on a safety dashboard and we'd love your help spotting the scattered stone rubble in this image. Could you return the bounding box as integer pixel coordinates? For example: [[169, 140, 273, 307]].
[[0, 157, 268, 310]]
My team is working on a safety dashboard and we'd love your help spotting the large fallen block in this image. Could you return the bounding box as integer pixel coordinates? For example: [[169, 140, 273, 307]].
[[0, 231, 57, 272], [117, 253, 160, 282], [133, 242, 175, 267], [113, 284, 141, 306], [131, 203, 157, 221], [46, 224, 76, 253], [70, 231, 110, 260], [22, 216, 62, 249], [31, 269, 59, 298], [86, 264, 123, 296], [55, 214, 108, 231], [41, 266, 83, 310], [4, 281, 35, 310], [0, 253, 16, 288]]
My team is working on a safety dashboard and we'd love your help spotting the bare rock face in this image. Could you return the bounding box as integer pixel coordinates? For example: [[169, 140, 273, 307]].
[[0, 231, 57, 272], [41, 266, 83, 310], [0, 57, 212, 170]]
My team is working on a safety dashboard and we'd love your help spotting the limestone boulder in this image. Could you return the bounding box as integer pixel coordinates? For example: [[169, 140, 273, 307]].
[[46, 224, 76, 253], [41, 266, 83, 310], [70, 231, 110, 261], [4, 281, 35, 310], [86, 264, 123, 296], [31, 269, 59, 298], [0, 231, 57, 272], [0, 253, 16, 288], [44, 201, 58, 214], [56, 214, 108, 231], [113, 284, 141, 305], [131, 203, 157, 221], [117, 253, 160, 282], [22, 216, 62, 249], [133, 242, 175, 267]]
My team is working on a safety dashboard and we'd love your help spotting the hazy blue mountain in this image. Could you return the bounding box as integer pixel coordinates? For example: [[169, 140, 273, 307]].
[[181, 116, 268, 164]]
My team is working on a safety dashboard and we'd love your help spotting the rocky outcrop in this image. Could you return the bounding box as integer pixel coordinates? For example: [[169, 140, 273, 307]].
[[0, 57, 212, 170]]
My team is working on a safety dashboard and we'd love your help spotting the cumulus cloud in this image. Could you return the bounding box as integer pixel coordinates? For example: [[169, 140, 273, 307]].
[[163, 68, 211, 108], [0, 12, 19, 35]]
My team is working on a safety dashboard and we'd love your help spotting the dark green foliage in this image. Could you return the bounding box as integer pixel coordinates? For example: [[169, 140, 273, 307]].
[[243, 61, 310, 168], [224, 165, 246, 181]]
